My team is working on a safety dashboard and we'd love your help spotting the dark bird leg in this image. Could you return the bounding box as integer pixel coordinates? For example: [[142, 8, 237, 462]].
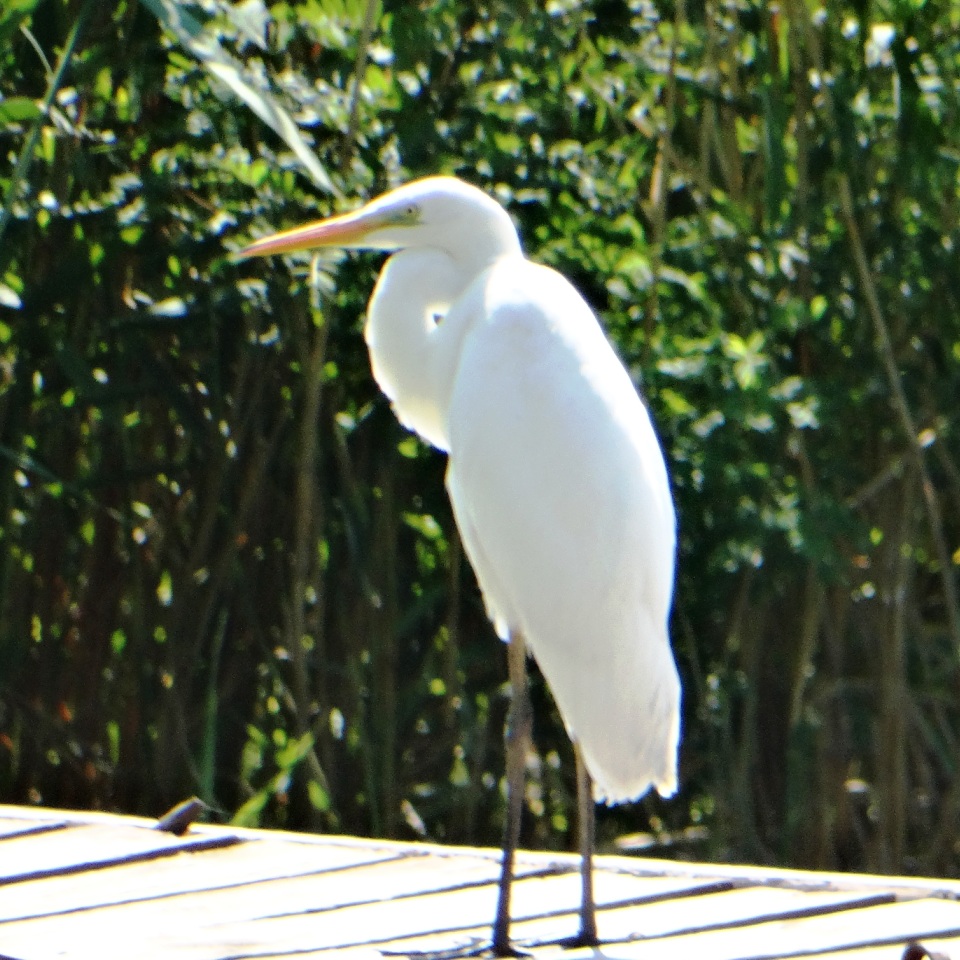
[[557, 743, 599, 949], [573, 742, 599, 946], [492, 629, 532, 957]]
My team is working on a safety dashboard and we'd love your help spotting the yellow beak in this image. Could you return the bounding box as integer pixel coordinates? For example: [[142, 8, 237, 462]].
[[235, 206, 375, 260]]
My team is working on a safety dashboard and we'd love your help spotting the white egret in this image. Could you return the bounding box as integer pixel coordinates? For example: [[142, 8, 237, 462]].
[[237, 176, 681, 955]]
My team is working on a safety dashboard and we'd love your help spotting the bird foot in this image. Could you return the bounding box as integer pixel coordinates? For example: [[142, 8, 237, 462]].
[[490, 939, 532, 958], [557, 929, 601, 951], [381, 938, 531, 959]]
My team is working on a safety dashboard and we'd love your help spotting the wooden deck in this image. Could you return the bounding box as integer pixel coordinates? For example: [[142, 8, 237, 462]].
[[0, 804, 957, 959]]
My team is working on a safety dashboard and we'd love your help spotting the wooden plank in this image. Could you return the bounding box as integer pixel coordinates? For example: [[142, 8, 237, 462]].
[[0, 806, 958, 960], [624, 853, 960, 899], [0, 839, 405, 922], [375, 883, 893, 956], [99, 885, 947, 960], [510, 886, 895, 948], [0, 819, 69, 841], [0, 843, 513, 929], [811, 935, 960, 960], [166, 871, 720, 956], [0, 822, 239, 885], [209, 884, 958, 960], [592, 897, 960, 960], [0, 863, 727, 960], [0, 806, 155, 830]]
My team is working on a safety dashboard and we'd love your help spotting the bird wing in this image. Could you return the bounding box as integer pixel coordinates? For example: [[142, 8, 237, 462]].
[[444, 258, 680, 804]]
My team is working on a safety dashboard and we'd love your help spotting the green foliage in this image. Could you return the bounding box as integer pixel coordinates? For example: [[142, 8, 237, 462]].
[[0, 0, 958, 878]]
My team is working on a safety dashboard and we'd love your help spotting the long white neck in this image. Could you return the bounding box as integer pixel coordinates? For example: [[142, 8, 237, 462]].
[[363, 216, 522, 452], [363, 248, 473, 451]]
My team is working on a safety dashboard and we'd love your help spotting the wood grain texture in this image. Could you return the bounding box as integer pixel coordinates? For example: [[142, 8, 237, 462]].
[[0, 806, 958, 960]]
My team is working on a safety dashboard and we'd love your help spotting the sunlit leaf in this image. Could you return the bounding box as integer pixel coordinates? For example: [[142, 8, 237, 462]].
[[0, 283, 21, 309], [141, 0, 337, 195], [0, 96, 40, 124]]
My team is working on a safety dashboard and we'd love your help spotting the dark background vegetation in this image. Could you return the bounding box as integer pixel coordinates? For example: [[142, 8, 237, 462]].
[[1, 0, 959, 878]]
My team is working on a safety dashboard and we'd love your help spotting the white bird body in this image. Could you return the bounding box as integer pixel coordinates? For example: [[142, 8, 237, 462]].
[[238, 175, 681, 948], [441, 257, 679, 802]]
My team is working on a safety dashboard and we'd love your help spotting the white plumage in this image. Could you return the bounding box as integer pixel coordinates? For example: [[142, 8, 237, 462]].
[[443, 256, 679, 802], [238, 175, 681, 950]]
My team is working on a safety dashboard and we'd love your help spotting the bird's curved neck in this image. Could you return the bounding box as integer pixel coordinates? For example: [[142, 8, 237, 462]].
[[364, 246, 509, 451], [363, 201, 522, 450]]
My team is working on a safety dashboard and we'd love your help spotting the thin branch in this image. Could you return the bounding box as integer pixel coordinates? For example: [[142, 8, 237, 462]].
[[341, 0, 379, 163], [284, 279, 332, 820], [837, 176, 960, 654], [19, 23, 53, 77], [643, 0, 685, 356]]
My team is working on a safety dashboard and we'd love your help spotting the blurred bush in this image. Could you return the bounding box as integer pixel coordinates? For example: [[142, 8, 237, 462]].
[[0, 0, 958, 875]]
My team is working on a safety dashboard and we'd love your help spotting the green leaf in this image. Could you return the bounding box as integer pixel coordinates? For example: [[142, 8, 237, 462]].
[[0, 97, 41, 125], [276, 731, 314, 770], [307, 780, 331, 812], [110, 629, 127, 654], [141, 0, 337, 194]]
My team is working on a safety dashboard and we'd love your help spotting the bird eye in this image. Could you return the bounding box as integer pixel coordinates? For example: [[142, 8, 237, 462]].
[[386, 203, 420, 227]]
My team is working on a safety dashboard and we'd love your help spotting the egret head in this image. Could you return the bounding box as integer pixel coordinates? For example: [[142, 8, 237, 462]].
[[235, 176, 520, 263]]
